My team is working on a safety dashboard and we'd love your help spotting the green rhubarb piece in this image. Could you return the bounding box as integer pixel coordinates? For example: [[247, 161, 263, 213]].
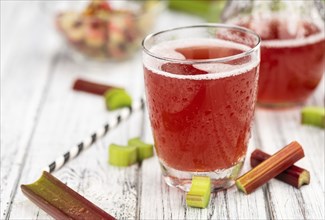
[[104, 88, 132, 110], [109, 144, 137, 167], [301, 106, 325, 128], [21, 171, 115, 220], [105, 88, 124, 100], [186, 176, 211, 208], [128, 137, 154, 161]]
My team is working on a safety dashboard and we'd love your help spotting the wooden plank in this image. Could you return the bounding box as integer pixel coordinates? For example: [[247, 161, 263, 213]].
[[8, 39, 146, 219], [2, 2, 146, 218], [224, 130, 269, 220], [1, 2, 62, 218], [276, 97, 324, 219], [254, 106, 324, 219], [139, 111, 188, 220]]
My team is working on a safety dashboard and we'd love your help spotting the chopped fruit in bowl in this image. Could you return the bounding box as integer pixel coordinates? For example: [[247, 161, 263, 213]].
[[56, 0, 164, 61]]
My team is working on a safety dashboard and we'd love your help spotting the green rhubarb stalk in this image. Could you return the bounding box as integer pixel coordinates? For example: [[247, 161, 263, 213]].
[[104, 88, 132, 110], [186, 176, 211, 208], [21, 171, 115, 220], [109, 144, 137, 167], [301, 106, 325, 128], [128, 137, 154, 161]]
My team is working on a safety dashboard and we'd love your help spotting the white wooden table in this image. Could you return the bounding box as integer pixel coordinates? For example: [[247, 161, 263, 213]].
[[1, 1, 324, 219]]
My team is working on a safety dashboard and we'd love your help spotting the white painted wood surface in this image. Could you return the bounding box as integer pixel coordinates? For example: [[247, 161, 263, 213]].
[[1, 2, 324, 219]]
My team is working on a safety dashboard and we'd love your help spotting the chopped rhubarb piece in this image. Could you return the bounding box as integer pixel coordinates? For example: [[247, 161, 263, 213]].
[[186, 176, 211, 208], [21, 171, 115, 220], [104, 88, 132, 110], [236, 141, 305, 194], [251, 149, 310, 188], [104, 88, 125, 100], [109, 144, 137, 167], [301, 106, 325, 128], [128, 137, 154, 161], [73, 78, 121, 96]]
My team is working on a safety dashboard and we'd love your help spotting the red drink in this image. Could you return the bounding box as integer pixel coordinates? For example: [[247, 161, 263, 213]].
[[143, 25, 260, 191], [144, 39, 259, 172], [237, 17, 325, 106]]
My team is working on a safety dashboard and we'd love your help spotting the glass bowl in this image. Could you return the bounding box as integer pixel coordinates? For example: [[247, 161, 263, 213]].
[[55, 0, 165, 61]]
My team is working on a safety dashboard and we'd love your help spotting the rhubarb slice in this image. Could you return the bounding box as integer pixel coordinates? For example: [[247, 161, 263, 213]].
[[73, 78, 120, 96], [186, 176, 211, 208], [21, 171, 115, 220], [128, 137, 154, 161], [251, 149, 310, 188], [104, 88, 132, 110], [301, 106, 325, 128], [236, 141, 305, 194], [109, 144, 137, 167]]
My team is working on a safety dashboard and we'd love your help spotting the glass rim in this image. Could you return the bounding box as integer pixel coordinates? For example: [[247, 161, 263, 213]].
[[142, 23, 261, 64]]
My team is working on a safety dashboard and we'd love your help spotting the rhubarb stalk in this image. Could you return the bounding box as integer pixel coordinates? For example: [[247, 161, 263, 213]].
[[108, 144, 137, 167], [21, 171, 115, 220], [186, 176, 211, 208], [128, 137, 154, 161], [236, 141, 305, 194], [104, 88, 132, 110], [73, 78, 120, 96], [301, 106, 325, 128], [251, 149, 310, 188]]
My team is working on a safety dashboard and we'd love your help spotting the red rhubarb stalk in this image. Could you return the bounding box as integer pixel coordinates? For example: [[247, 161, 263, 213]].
[[251, 149, 310, 188], [21, 171, 115, 220], [236, 141, 305, 194], [73, 78, 120, 96]]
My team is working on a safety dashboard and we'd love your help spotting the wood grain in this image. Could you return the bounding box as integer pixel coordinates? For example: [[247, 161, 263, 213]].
[[1, 2, 324, 220]]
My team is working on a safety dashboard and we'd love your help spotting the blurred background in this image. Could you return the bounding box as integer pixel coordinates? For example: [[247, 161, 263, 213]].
[[1, 0, 228, 65], [2, 0, 324, 63]]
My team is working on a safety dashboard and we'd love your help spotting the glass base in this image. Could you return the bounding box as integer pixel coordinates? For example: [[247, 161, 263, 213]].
[[257, 100, 304, 109], [159, 159, 244, 192]]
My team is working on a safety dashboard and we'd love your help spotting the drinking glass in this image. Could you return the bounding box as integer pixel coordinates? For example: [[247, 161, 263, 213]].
[[222, 0, 325, 107], [142, 24, 260, 191]]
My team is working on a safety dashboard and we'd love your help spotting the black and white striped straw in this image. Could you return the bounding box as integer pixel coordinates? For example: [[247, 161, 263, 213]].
[[43, 98, 145, 173]]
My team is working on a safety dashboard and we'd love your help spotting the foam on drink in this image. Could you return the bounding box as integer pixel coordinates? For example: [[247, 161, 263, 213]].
[[143, 38, 260, 80], [263, 30, 325, 48], [234, 15, 325, 48], [231, 14, 325, 104]]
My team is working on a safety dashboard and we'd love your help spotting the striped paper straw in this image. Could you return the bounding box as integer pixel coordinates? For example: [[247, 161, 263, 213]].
[[43, 98, 145, 173]]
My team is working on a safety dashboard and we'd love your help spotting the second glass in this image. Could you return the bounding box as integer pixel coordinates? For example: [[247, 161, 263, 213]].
[[142, 24, 260, 191], [222, 0, 325, 107]]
